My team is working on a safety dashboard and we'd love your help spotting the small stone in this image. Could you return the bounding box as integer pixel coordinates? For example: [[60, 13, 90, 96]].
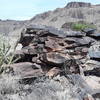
[[46, 67, 61, 78], [83, 94, 94, 100]]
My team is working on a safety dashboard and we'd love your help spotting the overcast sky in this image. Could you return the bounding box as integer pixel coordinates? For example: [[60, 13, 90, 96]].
[[0, 0, 100, 20]]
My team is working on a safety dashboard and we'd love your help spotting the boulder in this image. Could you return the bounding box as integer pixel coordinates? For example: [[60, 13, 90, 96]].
[[7, 62, 44, 79], [40, 52, 70, 66]]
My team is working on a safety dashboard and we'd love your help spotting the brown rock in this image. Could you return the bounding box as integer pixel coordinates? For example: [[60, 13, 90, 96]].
[[45, 36, 65, 51], [8, 62, 44, 79], [46, 67, 61, 78], [22, 69, 43, 79], [40, 52, 70, 66]]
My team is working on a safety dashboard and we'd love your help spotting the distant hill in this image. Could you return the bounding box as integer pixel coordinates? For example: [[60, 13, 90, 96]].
[[1, 2, 100, 34], [0, 20, 26, 35], [29, 2, 100, 30]]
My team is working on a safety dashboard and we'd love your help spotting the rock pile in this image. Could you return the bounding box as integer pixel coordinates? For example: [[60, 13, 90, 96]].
[[4, 25, 100, 100], [14, 25, 100, 78], [14, 25, 87, 78]]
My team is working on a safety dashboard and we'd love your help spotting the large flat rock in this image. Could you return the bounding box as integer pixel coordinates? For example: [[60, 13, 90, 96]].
[[40, 52, 70, 66], [7, 62, 44, 79]]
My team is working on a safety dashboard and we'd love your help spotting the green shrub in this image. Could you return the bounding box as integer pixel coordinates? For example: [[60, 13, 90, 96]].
[[0, 35, 18, 74], [72, 23, 96, 31], [0, 35, 10, 66]]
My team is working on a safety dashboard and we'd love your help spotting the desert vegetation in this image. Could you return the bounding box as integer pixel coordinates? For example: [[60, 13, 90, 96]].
[[0, 35, 18, 74], [72, 22, 96, 31], [0, 35, 11, 66], [62, 21, 96, 31]]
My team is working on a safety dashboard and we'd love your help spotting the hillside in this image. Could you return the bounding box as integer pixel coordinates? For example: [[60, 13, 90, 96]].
[[1, 2, 100, 34], [0, 20, 25, 35], [29, 2, 100, 30]]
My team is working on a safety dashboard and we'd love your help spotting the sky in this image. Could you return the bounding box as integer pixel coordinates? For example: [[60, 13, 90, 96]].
[[0, 0, 100, 20]]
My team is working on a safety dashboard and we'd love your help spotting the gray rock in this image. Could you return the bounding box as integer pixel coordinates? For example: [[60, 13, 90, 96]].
[[76, 37, 95, 46], [82, 28, 96, 35], [84, 68, 100, 77], [88, 42, 100, 59], [26, 25, 67, 38], [65, 30, 84, 37], [89, 33, 100, 40], [84, 60, 100, 70]]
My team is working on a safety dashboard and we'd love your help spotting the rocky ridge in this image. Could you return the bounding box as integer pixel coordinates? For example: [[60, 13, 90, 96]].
[[66, 2, 91, 8], [1, 25, 100, 100]]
